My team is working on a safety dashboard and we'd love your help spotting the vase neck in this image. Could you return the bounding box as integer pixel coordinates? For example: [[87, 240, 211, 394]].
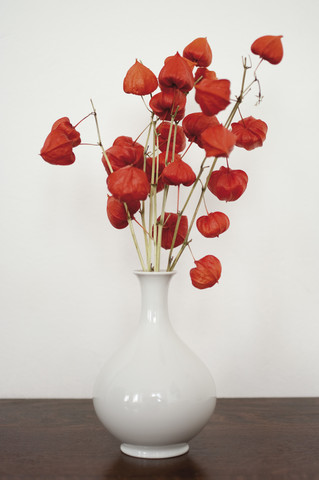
[[135, 272, 175, 326]]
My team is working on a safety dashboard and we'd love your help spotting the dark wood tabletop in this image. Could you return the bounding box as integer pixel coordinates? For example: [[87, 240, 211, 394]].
[[0, 398, 318, 480]]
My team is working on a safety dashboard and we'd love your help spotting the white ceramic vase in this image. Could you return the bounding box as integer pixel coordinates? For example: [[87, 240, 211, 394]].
[[93, 271, 216, 459]]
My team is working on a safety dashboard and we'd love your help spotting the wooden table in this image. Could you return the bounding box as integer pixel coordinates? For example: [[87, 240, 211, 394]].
[[0, 398, 318, 479]]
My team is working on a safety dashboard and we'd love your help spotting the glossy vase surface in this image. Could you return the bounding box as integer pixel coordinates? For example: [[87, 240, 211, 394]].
[[93, 271, 216, 459]]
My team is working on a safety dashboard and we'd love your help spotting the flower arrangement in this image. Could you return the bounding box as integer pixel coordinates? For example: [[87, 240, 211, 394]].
[[40, 35, 283, 289]]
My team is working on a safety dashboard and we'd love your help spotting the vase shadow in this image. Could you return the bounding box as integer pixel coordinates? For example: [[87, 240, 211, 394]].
[[103, 452, 208, 480]]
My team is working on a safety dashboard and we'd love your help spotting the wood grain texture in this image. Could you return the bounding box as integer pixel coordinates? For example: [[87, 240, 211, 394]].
[[0, 398, 318, 480]]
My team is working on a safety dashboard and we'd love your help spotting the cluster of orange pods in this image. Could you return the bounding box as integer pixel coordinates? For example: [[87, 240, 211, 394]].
[[40, 35, 283, 288]]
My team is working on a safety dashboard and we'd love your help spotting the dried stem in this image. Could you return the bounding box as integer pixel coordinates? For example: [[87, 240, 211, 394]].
[[90, 99, 146, 271], [166, 156, 207, 270], [168, 58, 251, 271], [140, 120, 153, 262], [90, 99, 113, 174], [155, 116, 176, 270]]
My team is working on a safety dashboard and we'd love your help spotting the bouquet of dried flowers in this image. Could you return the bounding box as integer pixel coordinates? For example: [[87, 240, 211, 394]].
[[40, 35, 283, 289]]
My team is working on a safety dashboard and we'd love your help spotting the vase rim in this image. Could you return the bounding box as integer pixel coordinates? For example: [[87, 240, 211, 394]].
[[134, 270, 176, 276]]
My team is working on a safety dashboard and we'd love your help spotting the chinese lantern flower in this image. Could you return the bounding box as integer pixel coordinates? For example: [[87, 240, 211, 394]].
[[183, 37, 213, 68], [40, 130, 75, 166], [182, 57, 197, 71], [157, 213, 188, 250], [190, 255, 222, 289], [208, 166, 248, 202], [51, 117, 81, 147], [194, 67, 217, 83], [158, 52, 194, 93], [40, 117, 81, 165], [149, 88, 186, 121], [200, 124, 236, 158], [196, 212, 230, 238], [107, 165, 150, 203], [102, 137, 144, 174], [162, 155, 196, 187], [123, 60, 158, 95], [195, 78, 231, 116], [106, 195, 140, 229], [164, 54, 196, 72], [113, 136, 141, 147], [251, 35, 284, 65], [231, 117, 268, 151], [156, 122, 186, 153], [182, 112, 219, 147]]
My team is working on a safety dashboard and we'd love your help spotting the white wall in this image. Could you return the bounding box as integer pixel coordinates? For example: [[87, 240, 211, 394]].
[[1, 0, 318, 398]]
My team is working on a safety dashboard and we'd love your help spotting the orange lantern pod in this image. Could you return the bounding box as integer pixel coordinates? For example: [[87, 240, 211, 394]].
[[40, 130, 75, 166], [158, 212, 188, 250], [194, 67, 217, 84], [195, 78, 231, 116], [251, 35, 284, 65], [40, 117, 81, 165], [183, 37, 213, 68], [208, 166, 248, 202], [200, 124, 236, 158], [190, 255, 222, 289], [158, 52, 194, 93], [102, 137, 144, 174], [107, 165, 150, 203], [149, 89, 186, 121], [164, 55, 196, 72], [123, 60, 158, 95], [196, 212, 230, 238], [106, 196, 140, 229], [162, 156, 196, 187], [231, 117, 268, 151], [51, 117, 81, 147], [182, 112, 219, 147], [156, 122, 186, 153]]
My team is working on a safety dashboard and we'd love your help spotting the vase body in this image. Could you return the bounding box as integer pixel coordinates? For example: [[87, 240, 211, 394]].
[[93, 271, 216, 459]]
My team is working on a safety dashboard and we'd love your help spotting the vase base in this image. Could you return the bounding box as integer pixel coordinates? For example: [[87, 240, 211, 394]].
[[120, 442, 189, 459]]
